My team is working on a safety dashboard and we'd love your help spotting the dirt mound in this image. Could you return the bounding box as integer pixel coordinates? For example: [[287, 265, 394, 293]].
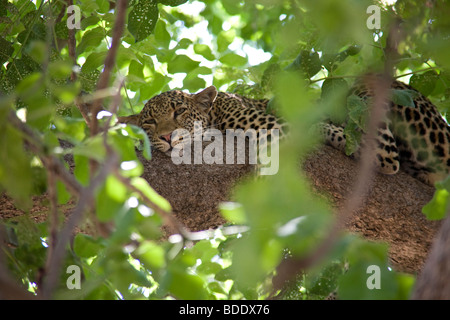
[[0, 143, 441, 274]]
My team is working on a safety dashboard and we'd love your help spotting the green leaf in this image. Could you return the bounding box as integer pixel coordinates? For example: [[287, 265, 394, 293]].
[[154, 19, 171, 47], [343, 121, 362, 156], [16, 73, 52, 131], [0, 119, 33, 210], [135, 241, 166, 270], [55, 21, 69, 40], [165, 266, 208, 299], [105, 175, 128, 203], [422, 186, 449, 220], [72, 136, 106, 162], [77, 27, 105, 54], [261, 63, 281, 91], [321, 78, 349, 100], [122, 124, 152, 161], [80, 15, 100, 30], [390, 89, 419, 108], [197, 261, 222, 275], [53, 117, 87, 143], [17, 22, 46, 45], [217, 30, 234, 53], [139, 72, 170, 100], [183, 75, 206, 92], [168, 54, 200, 74], [128, 0, 159, 42], [338, 262, 398, 299], [56, 180, 72, 205], [73, 154, 90, 186], [79, 69, 101, 92], [5, 56, 40, 87], [74, 234, 105, 258], [95, 0, 110, 13], [409, 71, 439, 97], [24, 40, 46, 64], [96, 180, 124, 222], [116, 46, 139, 69], [321, 47, 355, 72], [194, 44, 215, 61], [81, 51, 108, 73], [338, 241, 399, 299], [0, 0, 7, 16], [128, 59, 145, 78], [219, 52, 247, 67], [285, 50, 322, 78], [0, 37, 14, 65], [219, 202, 247, 224], [48, 60, 73, 79], [347, 94, 368, 128]]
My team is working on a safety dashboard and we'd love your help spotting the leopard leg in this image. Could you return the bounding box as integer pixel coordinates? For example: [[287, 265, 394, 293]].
[[318, 122, 400, 175], [318, 122, 347, 151], [369, 125, 400, 175]]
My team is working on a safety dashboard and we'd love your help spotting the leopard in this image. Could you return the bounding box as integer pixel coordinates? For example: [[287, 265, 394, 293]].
[[118, 86, 287, 155], [118, 77, 450, 186], [320, 75, 450, 186]]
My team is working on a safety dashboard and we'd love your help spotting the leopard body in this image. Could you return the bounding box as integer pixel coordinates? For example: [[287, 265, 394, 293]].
[[118, 86, 286, 154], [321, 77, 450, 185], [119, 78, 450, 185]]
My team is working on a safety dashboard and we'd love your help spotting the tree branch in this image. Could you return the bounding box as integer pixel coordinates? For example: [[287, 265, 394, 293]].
[[90, 0, 127, 136], [412, 213, 450, 299], [271, 18, 404, 296], [40, 149, 119, 299]]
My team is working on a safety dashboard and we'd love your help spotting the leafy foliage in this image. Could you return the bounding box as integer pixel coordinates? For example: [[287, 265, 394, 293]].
[[0, 0, 449, 300]]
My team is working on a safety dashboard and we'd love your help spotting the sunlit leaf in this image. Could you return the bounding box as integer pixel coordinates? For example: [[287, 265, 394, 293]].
[[167, 54, 200, 74], [219, 52, 247, 67], [219, 202, 247, 224], [194, 44, 215, 61], [135, 241, 166, 270], [422, 186, 450, 220]]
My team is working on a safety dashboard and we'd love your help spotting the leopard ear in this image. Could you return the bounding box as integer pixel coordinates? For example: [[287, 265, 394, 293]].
[[193, 86, 217, 112], [117, 114, 140, 126]]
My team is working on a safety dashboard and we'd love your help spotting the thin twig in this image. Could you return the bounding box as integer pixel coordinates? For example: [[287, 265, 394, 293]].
[[44, 169, 60, 276], [90, 0, 127, 136], [65, 0, 93, 128], [67, 0, 77, 82]]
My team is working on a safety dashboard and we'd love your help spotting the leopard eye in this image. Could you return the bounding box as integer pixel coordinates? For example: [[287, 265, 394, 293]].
[[174, 107, 187, 117], [143, 119, 156, 127]]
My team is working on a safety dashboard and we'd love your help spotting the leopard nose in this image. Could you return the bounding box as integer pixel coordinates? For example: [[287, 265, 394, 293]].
[[160, 133, 172, 143]]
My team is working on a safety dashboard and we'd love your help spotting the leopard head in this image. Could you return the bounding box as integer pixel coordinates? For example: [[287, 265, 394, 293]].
[[118, 86, 218, 153]]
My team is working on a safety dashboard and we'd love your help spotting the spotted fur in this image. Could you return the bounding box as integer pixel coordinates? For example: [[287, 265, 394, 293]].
[[119, 79, 449, 185], [118, 86, 287, 154], [320, 77, 450, 185]]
